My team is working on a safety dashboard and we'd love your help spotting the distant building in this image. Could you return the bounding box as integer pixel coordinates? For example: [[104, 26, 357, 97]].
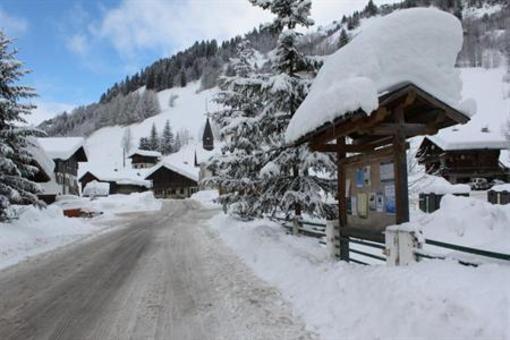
[[417, 131, 509, 184], [37, 137, 88, 196], [128, 149, 161, 169], [145, 163, 198, 198], [79, 168, 151, 196]]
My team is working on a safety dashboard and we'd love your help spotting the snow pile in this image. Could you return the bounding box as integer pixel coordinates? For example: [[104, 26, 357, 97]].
[[190, 190, 220, 208], [491, 184, 510, 193], [419, 175, 471, 195], [209, 213, 510, 340], [286, 8, 465, 143], [88, 192, 162, 215], [415, 195, 510, 253], [83, 180, 110, 197], [0, 205, 107, 270]]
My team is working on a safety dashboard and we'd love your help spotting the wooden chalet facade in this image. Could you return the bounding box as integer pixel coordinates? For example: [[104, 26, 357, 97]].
[[416, 136, 508, 184], [129, 150, 161, 169], [145, 164, 198, 198], [289, 83, 470, 261], [37, 137, 88, 196]]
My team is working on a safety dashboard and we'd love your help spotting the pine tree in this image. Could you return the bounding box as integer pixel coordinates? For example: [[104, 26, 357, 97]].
[[174, 132, 182, 152], [148, 123, 159, 151], [160, 120, 174, 155], [206, 41, 266, 218], [139, 137, 150, 150], [121, 127, 133, 167], [338, 29, 350, 49], [180, 71, 187, 87], [0, 31, 43, 220], [249, 0, 337, 219]]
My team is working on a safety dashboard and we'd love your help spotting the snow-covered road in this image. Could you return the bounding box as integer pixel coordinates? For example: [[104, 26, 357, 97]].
[[0, 200, 313, 340]]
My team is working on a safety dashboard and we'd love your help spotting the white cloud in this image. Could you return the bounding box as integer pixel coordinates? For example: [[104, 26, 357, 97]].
[[0, 7, 28, 37], [92, 0, 398, 57], [66, 33, 88, 55], [25, 101, 75, 126]]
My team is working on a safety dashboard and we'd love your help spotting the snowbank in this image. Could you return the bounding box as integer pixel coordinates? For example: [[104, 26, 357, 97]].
[[419, 175, 471, 195], [491, 184, 510, 193], [208, 213, 510, 340], [88, 192, 162, 215], [415, 195, 510, 253], [190, 190, 220, 208], [286, 8, 465, 143], [0, 205, 107, 270], [83, 180, 110, 197]]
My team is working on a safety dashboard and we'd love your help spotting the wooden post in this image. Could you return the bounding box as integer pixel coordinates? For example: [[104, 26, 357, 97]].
[[393, 106, 410, 224], [337, 137, 349, 261]]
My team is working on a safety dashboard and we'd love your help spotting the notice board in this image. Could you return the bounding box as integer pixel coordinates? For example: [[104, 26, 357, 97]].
[[342, 146, 397, 235]]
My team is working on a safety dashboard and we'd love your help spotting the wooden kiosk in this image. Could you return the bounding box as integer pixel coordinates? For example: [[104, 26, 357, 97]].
[[293, 83, 470, 261]]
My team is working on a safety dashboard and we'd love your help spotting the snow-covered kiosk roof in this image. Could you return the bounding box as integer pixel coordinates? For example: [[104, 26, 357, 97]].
[[285, 8, 472, 146], [37, 137, 88, 162]]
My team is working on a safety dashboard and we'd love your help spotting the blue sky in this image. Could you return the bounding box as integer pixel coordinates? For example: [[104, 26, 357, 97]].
[[0, 0, 396, 125]]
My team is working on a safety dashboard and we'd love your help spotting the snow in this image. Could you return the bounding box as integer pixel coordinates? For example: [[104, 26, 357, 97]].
[[87, 192, 162, 215], [82, 82, 219, 174], [190, 189, 219, 208], [145, 155, 199, 182], [37, 137, 86, 160], [500, 150, 510, 169], [419, 175, 471, 195], [82, 180, 110, 197], [80, 167, 152, 188], [286, 8, 465, 143], [426, 130, 508, 151], [129, 149, 161, 158], [491, 184, 510, 193], [208, 212, 510, 340], [25, 137, 55, 179], [414, 195, 510, 254], [0, 205, 108, 270]]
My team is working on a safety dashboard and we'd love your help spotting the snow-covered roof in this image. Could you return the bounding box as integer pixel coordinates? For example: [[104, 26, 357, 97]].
[[195, 143, 221, 164], [425, 129, 508, 151], [286, 8, 469, 143], [420, 175, 470, 195], [145, 161, 199, 182], [80, 168, 151, 188], [128, 149, 161, 158], [37, 137, 87, 161], [25, 137, 55, 180]]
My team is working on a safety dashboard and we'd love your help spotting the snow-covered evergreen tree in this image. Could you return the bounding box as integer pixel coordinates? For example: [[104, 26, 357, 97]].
[[338, 29, 350, 49], [148, 123, 159, 151], [207, 41, 267, 218], [139, 137, 150, 150], [160, 120, 175, 155], [0, 31, 43, 220], [250, 0, 337, 218]]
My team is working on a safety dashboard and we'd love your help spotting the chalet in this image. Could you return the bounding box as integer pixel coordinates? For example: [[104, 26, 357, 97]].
[[79, 168, 151, 196], [25, 137, 60, 204], [145, 162, 198, 198], [416, 130, 509, 184], [37, 137, 88, 196], [128, 149, 161, 169]]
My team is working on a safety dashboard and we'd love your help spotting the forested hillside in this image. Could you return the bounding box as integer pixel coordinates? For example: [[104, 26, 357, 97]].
[[39, 0, 509, 138]]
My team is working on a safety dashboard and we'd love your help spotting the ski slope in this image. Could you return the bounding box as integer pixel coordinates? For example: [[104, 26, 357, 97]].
[[81, 82, 220, 175]]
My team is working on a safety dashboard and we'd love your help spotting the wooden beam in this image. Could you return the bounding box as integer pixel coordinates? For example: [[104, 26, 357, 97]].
[[310, 143, 375, 153], [337, 137, 349, 262], [366, 123, 436, 136], [393, 106, 410, 225]]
